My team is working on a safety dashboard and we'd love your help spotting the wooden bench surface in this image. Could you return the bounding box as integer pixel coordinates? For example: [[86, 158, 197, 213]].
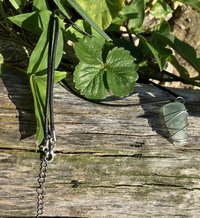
[[0, 71, 200, 217]]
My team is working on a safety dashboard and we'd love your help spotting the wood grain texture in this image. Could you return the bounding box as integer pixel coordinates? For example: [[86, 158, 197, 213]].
[[0, 71, 200, 217]]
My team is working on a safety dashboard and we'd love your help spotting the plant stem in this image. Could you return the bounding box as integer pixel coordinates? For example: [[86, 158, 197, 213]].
[[0, 35, 33, 50], [3, 63, 27, 75], [162, 70, 200, 87]]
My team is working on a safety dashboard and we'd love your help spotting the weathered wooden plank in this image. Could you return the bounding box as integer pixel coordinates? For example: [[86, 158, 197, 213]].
[[1, 149, 200, 217], [0, 71, 200, 151], [0, 71, 200, 217]]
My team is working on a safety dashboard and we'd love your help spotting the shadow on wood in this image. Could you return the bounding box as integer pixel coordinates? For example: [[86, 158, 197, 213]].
[[138, 86, 171, 142], [1, 71, 36, 139]]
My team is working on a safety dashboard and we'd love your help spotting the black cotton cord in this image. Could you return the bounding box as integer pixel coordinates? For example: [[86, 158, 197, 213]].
[[44, 13, 59, 140], [60, 78, 181, 107], [148, 80, 180, 98], [49, 15, 59, 137], [44, 16, 53, 138]]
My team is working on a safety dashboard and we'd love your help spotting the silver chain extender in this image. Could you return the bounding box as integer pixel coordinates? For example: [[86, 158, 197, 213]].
[[36, 156, 47, 218], [36, 137, 55, 217]]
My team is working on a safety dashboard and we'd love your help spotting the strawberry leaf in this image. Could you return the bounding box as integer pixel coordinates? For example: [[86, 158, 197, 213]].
[[74, 37, 138, 99], [74, 37, 105, 64], [74, 63, 109, 99], [106, 47, 138, 96]]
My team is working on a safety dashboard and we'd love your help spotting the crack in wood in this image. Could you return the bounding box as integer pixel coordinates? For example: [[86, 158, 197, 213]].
[[143, 182, 200, 191], [0, 148, 177, 159]]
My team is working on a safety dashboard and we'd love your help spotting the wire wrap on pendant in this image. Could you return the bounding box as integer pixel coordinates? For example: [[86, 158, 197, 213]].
[[162, 97, 189, 145]]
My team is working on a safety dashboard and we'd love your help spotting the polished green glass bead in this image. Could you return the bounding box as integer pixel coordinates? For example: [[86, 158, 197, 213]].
[[163, 101, 189, 145]]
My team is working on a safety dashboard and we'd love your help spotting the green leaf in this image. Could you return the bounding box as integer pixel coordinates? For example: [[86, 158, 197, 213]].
[[65, 19, 90, 40], [9, 0, 23, 13], [0, 53, 4, 75], [66, 0, 112, 41], [27, 14, 64, 75], [175, 0, 200, 12], [170, 55, 190, 79], [53, 0, 71, 18], [74, 63, 109, 99], [30, 71, 67, 145], [154, 21, 200, 74], [33, 0, 49, 11], [138, 35, 172, 71], [27, 27, 49, 74], [106, 47, 138, 96], [75, 0, 124, 30], [74, 37, 138, 99], [66, 19, 100, 40], [157, 19, 171, 35], [8, 10, 52, 35], [8, 12, 40, 33], [120, 0, 145, 31], [151, 0, 173, 19], [15, 0, 25, 10], [74, 37, 104, 64], [74, 37, 107, 99], [171, 38, 200, 72]]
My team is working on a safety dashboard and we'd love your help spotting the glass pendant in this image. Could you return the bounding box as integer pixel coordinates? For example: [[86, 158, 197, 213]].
[[162, 98, 189, 145]]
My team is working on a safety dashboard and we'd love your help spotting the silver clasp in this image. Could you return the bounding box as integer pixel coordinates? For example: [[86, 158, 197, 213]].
[[42, 137, 56, 162]]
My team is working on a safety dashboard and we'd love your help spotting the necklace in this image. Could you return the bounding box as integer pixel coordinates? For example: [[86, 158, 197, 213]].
[[36, 12, 59, 217]]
